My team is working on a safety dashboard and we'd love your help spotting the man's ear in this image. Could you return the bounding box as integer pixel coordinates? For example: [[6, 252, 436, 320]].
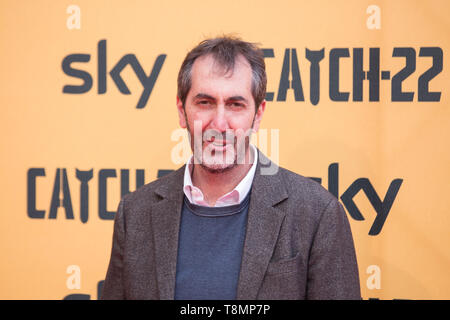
[[176, 96, 187, 128], [252, 100, 266, 132]]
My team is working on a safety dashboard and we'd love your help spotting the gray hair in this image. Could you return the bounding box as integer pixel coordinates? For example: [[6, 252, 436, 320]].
[[177, 35, 267, 111]]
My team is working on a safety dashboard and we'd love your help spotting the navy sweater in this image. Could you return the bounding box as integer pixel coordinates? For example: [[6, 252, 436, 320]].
[[174, 192, 251, 300]]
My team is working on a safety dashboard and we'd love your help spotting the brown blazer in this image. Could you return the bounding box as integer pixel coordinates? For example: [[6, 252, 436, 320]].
[[101, 151, 361, 300]]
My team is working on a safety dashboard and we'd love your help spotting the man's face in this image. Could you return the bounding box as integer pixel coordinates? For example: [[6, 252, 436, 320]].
[[177, 54, 265, 173]]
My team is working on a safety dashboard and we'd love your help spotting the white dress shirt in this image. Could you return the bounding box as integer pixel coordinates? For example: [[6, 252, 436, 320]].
[[183, 144, 258, 207]]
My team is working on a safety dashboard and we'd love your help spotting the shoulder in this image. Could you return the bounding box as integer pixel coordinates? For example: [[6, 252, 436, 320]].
[[255, 148, 341, 221], [268, 165, 347, 235], [270, 165, 349, 249], [277, 165, 337, 210], [121, 166, 185, 208]]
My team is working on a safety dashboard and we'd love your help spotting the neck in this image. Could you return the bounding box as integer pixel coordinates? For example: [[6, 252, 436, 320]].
[[191, 148, 254, 206]]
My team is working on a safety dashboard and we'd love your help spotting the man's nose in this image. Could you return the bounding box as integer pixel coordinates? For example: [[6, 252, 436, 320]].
[[210, 106, 229, 132]]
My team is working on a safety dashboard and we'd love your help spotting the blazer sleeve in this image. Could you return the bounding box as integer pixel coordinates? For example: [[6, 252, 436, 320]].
[[306, 198, 361, 300], [101, 199, 126, 300]]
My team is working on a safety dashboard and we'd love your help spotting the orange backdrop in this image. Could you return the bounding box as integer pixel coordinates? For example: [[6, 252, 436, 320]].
[[0, 0, 449, 299]]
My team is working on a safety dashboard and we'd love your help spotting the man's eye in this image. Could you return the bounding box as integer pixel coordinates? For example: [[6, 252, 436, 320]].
[[198, 100, 210, 105], [230, 102, 245, 108]]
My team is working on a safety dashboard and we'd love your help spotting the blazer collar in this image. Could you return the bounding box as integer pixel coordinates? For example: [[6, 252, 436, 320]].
[[150, 149, 288, 299]]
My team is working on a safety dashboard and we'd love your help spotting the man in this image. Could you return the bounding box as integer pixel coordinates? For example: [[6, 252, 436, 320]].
[[101, 36, 361, 300]]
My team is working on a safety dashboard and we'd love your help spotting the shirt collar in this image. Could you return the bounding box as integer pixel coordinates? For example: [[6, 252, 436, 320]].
[[183, 144, 258, 207]]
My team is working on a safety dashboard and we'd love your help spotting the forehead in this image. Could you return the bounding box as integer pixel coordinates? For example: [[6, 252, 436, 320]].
[[189, 54, 253, 97]]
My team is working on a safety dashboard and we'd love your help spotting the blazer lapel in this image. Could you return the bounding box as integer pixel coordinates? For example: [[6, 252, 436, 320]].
[[150, 166, 185, 300], [236, 151, 288, 300]]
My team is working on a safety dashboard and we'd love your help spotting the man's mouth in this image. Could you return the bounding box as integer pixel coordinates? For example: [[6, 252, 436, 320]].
[[207, 136, 233, 147], [211, 140, 228, 146]]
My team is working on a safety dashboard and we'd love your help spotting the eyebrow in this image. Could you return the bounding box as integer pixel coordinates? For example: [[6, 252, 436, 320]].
[[227, 96, 249, 104], [193, 93, 249, 104], [193, 93, 215, 101]]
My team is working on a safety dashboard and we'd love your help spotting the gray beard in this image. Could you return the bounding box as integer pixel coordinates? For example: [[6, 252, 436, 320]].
[[185, 113, 253, 174], [199, 162, 237, 174]]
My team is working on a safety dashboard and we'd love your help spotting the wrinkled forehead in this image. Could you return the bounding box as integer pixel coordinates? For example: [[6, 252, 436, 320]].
[[191, 53, 252, 80]]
